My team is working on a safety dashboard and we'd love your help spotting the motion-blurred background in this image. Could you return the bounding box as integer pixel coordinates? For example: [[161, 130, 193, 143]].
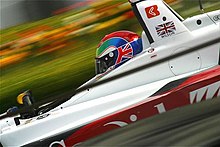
[[0, 0, 220, 113]]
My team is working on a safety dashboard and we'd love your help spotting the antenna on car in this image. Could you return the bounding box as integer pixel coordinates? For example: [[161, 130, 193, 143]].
[[199, 0, 204, 13]]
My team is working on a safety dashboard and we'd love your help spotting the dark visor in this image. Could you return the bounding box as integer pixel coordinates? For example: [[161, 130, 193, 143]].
[[95, 50, 117, 75]]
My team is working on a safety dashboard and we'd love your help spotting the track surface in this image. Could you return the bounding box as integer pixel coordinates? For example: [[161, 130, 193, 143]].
[[82, 98, 220, 146]]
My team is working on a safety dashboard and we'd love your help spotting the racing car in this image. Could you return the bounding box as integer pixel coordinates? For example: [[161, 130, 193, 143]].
[[0, 0, 219, 146]]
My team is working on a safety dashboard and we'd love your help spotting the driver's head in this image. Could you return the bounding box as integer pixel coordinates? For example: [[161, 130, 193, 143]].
[[95, 30, 143, 75]]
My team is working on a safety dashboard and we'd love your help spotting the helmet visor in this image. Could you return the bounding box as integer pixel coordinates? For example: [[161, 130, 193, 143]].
[[95, 50, 116, 75]]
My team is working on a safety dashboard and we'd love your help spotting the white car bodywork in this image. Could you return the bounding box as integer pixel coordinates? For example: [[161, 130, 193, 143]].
[[57, 9, 220, 108], [0, 0, 219, 146]]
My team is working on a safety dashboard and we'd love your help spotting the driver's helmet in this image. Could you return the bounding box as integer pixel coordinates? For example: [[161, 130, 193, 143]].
[[95, 30, 143, 75]]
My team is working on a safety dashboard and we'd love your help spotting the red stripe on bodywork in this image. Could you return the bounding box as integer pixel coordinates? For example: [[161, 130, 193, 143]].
[[64, 66, 220, 146]]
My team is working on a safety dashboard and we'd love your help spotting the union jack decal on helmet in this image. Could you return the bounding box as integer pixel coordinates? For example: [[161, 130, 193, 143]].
[[116, 43, 133, 65]]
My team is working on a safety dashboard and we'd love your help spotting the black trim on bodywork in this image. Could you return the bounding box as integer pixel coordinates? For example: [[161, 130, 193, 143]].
[[131, 2, 154, 44], [151, 77, 188, 96], [129, 0, 145, 5], [163, 1, 184, 22]]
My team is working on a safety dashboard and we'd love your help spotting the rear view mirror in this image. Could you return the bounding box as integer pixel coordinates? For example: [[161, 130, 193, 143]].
[[17, 90, 35, 106]]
